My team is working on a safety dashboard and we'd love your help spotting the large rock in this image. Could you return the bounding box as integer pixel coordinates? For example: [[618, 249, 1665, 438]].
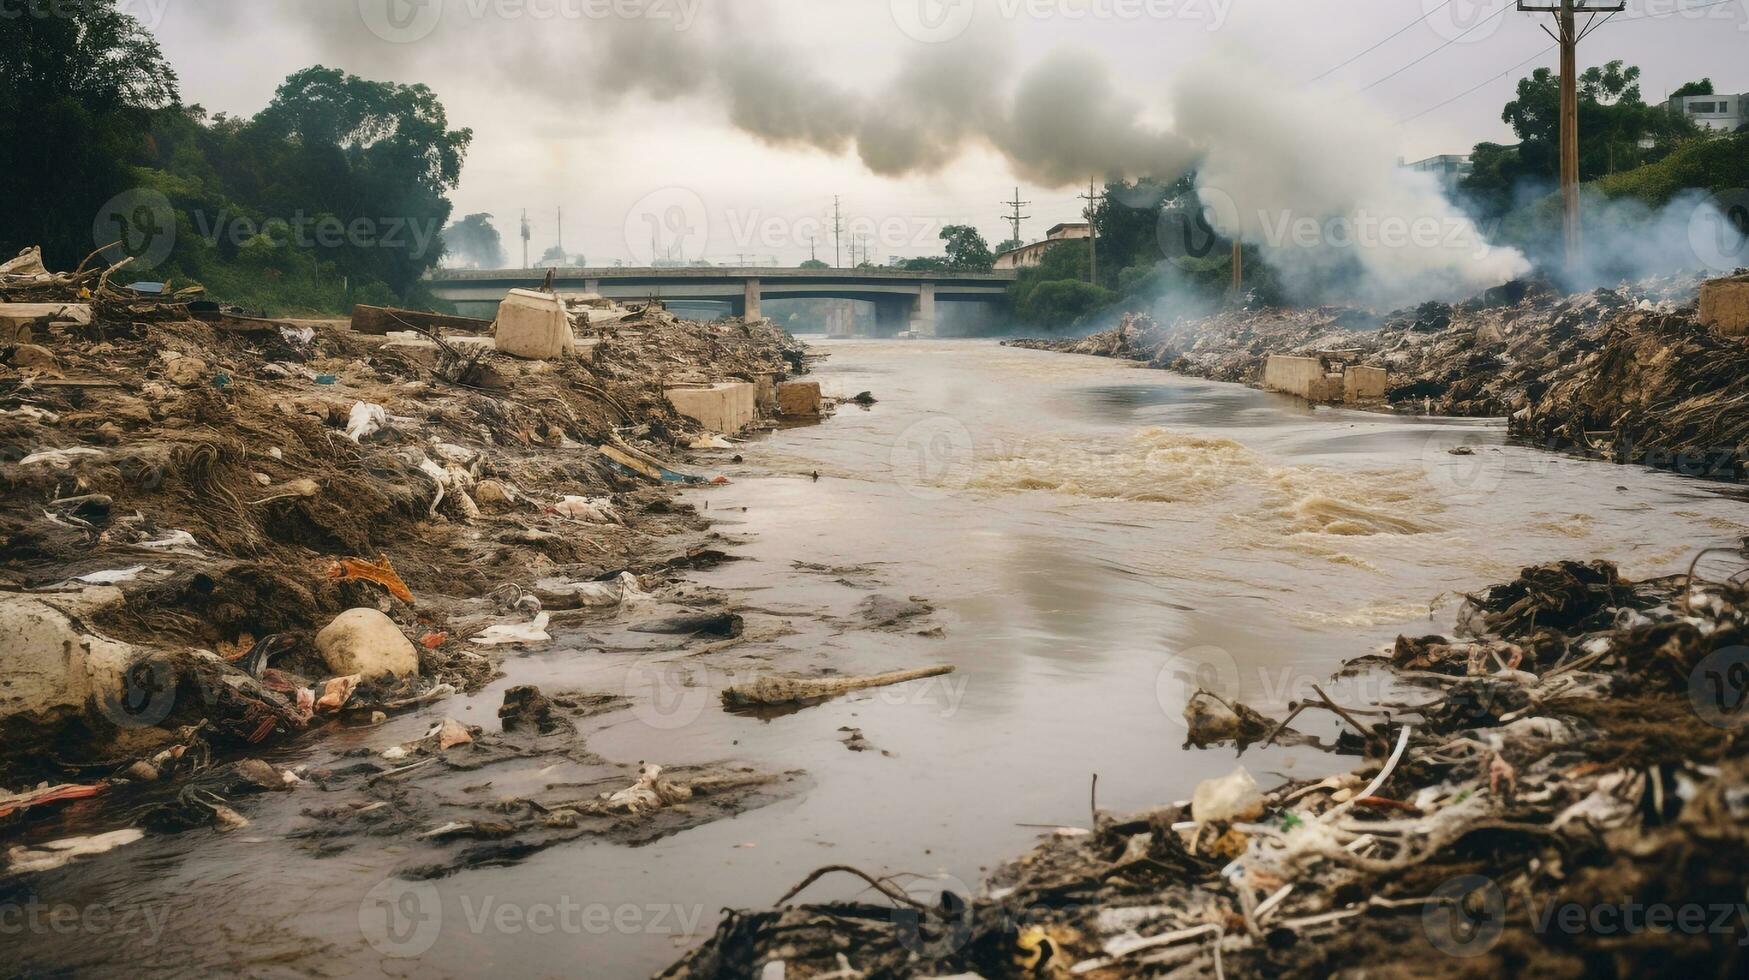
[[493, 289, 575, 360], [0, 589, 141, 727], [315, 609, 419, 679]]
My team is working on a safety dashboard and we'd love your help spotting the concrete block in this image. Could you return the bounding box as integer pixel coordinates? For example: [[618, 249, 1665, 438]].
[[1343, 365, 1389, 402], [1700, 277, 1749, 337], [777, 381, 823, 417], [493, 289, 574, 360], [666, 382, 758, 433], [1263, 355, 1326, 399]]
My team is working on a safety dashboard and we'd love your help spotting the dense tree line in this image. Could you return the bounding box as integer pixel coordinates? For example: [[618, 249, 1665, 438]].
[[1, 1, 472, 313]]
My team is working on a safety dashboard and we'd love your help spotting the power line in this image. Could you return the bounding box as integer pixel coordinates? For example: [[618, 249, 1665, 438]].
[[1002, 187, 1031, 245], [1356, 4, 1513, 93], [1307, 0, 1454, 83]]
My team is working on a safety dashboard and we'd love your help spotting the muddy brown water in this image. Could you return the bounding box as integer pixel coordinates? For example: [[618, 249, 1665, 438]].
[[10, 339, 1749, 977]]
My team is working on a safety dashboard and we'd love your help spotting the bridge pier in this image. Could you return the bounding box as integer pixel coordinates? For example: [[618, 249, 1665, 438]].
[[743, 279, 761, 323], [909, 283, 936, 337]]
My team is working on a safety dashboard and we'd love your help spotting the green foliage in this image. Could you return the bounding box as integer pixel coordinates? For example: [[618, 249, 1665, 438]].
[[2, 4, 473, 315], [1466, 60, 1700, 222], [443, 212, 505, 268], [0, 0, 179, 267], [799, 258, 829, 269], [899, 255, 949, 272], [1670, 78, 1714, 99], [1595, 129, 1749, 205], [939, 224, 994, 272], [1020, 279, 1115, 325], [995, 237, 1023, 255]]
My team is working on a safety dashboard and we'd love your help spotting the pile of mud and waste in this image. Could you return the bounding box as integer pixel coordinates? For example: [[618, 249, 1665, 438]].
[[1009, 271, 1749, 479], [0, 244, 831, 875], [664, 553, 1749, 978]]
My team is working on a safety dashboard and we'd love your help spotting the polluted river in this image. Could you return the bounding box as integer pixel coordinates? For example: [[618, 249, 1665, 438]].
[[12, 337, 1749, 977]]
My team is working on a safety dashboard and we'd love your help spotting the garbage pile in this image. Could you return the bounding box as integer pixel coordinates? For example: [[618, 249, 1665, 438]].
[[0, 245, 812, 843], [663, 554, 1749, 977], [1007, 272, 1749, 477]]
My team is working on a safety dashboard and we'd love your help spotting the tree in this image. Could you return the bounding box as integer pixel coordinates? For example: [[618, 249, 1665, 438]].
[[0, 0, 180, 266], [443, 213, 505, 268], [799, 258, 829, 269], [1670, 78, 1714, 99], [995, 237, 1024, 255], [939, 224, 994, 272]]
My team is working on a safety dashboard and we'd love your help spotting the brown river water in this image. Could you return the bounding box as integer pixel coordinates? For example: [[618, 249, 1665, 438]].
[[10, 339, 1749, 977]]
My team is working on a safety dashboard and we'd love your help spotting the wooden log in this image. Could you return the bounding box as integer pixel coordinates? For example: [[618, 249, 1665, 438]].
[[350, 304, 494, 336]]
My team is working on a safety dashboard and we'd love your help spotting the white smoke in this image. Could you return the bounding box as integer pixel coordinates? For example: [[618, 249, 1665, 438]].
[[1170, 49, 1531, 306]]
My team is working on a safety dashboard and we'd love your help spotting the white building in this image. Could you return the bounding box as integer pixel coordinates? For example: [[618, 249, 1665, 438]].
[[1664, 93, 1748, 132], [1401, 154, 1475, 194]]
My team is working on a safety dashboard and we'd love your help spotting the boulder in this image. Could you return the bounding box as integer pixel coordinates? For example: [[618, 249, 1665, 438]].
[[315, 609, 419, 680], [0, 589, 141, 727]]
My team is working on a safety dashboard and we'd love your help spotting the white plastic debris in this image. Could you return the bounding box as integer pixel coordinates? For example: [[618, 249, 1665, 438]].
[[137, 530, 200, 552], [552, 496, 617, 523], [20, 447, 104, 467], [345, 402, 389, 443], [470, 612, 552, 647], [1191, 766, 1264, 824], [6, 829, 145, 874], [279, 325, 316, 345], [537, 571, 649, 607], [74, 566, 149, 585], [689, 435, 734, 450]]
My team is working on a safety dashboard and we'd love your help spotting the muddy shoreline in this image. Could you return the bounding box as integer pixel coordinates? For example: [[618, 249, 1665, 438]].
[[0, 249, 842, 886], [664, 556, 1749, 978]]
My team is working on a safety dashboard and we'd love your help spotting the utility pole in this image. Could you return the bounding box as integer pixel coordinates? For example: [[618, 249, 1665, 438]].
[[1079, 178, 1103, 287], [810, 237, 818, 264], [1002, 187, 1031, 246], [556, 206, 563, 264], [1516, 0, 1624, 270], [520, 210, 531, 269], [833, 196, 843, 269]]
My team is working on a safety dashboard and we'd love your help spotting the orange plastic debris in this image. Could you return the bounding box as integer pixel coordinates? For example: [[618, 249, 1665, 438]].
[[218, 633, 257, 662], [326, 554, 415, 604], [419, 631, 449, 649]]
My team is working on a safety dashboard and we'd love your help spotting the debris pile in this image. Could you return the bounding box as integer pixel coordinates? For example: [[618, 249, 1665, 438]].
[[0, 245, 815, 856], [1009, 272, 1749, 477], [663, 555, 1749, 977]]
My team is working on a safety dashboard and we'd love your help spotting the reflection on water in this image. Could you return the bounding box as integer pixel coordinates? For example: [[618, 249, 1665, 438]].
[[13, 338, 1749, 978]]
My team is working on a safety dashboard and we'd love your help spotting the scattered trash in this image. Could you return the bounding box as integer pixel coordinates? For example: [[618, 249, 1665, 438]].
[[630, 610, 744, 638], [326, 555, 416, 604], [7, 829, 145, 874], [344, 402, 389, 443], [470, 612, 552, 647]]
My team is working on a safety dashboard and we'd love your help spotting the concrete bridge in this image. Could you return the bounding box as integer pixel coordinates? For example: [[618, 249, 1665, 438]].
[[427, 266, 1016, 336]]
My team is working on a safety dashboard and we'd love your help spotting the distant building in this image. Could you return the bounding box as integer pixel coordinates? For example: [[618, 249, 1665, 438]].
[[1664, 92, 1748, 132], [1401, 154, 1474, 194], [993, 222, 1092, 270]]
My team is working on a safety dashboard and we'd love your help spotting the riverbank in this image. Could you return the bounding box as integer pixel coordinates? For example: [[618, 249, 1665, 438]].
[[664, 555, 1749, 977], [1007, 273, 1749, 480], [0, 246, 820, 868]]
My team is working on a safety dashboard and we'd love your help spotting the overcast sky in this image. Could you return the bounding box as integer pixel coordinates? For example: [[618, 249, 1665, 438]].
[[146, 0, 1747, 267]]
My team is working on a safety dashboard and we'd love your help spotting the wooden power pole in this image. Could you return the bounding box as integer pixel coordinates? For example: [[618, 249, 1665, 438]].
[[1079, 178, 1102, 286], [1516, 0, 1624, 270]]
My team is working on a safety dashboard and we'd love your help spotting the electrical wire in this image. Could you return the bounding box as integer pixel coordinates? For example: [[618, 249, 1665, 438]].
[[1305, 0, 1455, 83]]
